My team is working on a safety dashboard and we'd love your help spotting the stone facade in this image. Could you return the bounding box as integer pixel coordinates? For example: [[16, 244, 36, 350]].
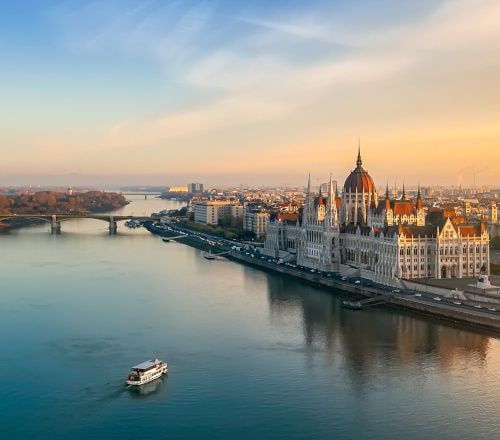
[[263, 149, 490, 280]]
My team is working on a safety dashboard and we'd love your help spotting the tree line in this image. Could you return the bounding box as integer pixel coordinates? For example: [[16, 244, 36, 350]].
[[0, 191, 128, 215]]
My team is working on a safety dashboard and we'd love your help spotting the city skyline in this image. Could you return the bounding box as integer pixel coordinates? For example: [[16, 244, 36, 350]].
[[1, 0, 500, 186]]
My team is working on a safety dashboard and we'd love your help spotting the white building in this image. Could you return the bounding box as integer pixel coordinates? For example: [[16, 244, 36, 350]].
[[193, 201, 242, 225], [243, 209, 270, 238]]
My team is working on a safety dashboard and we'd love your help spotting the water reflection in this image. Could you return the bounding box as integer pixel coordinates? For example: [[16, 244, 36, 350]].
[[128, 378, 166, 397], [265, 276, 491, 379]]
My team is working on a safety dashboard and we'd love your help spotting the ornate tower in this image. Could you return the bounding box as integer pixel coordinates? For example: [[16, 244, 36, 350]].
[[341, 144, 377, 225]]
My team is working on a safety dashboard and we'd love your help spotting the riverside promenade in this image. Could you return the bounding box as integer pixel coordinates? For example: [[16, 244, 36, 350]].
[[145, 221, 500, 333]]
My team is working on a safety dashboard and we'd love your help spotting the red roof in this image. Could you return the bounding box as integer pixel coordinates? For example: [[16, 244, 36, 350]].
[[392, 200, 415, 216], [277, 212, 298, 223], [457, 225, 481, 236]]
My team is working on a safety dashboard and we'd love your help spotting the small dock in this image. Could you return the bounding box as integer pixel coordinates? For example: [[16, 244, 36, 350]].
[[162, 234, 188, 242], [342, 295, 393, 310]]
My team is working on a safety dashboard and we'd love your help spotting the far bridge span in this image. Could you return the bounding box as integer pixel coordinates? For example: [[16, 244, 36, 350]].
[[0, 214, 154, 234]]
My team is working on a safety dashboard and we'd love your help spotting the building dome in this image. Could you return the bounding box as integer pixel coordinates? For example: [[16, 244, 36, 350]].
[[343, 148, 375, 194]]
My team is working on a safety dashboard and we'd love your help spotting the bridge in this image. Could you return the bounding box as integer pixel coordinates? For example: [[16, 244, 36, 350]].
[[0, 214, 153, 234]]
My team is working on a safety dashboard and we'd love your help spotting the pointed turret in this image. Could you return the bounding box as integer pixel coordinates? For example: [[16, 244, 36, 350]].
[[326, 173, 338, 228], [401, 182, 406, 200], [302, 173, 311, 225], [385, 182, 391, 210], [416, 183, 423, 210]]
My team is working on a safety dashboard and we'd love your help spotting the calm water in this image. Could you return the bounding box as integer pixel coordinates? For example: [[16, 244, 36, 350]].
[[1, 195, 499, 439]]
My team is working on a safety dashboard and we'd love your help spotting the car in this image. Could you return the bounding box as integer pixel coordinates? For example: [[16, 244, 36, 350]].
[[392, 289, 400, 293], [326, 274, 332, 277], [433, 297, 442, 301], [414, 293, 422, 297], [354, 280, 361, 284], [488, 307, 496, 312], [310, 269, 316, 273], [453, 301, 462, 305], [474, 304, 482, 309], [341, 277, 347, 281]]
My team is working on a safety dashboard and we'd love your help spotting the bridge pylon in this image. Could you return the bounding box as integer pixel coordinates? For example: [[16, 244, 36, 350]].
[[109, 216, 117, 235], [51, 215, 61, 234]]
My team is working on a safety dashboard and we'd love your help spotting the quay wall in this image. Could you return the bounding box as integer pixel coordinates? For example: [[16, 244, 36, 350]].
[[227, 252, 500, 333]]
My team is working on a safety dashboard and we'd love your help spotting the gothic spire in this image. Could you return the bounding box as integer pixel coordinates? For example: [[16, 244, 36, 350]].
[[303, 173, 312, 224], [402, 182, 406, 200], [326, 173, 337, 228], [356, 139, 362, 168], [416, 181, 423, 210]]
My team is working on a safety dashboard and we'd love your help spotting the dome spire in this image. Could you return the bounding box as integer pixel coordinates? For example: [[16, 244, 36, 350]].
[[356, 138, 362, 168]]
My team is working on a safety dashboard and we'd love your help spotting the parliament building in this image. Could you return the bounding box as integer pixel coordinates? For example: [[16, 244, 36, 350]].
[[264, 149, 490, 282]]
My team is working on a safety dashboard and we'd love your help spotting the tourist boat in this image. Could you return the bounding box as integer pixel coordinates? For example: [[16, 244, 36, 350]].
[[126, 359, 168, 386], [162, 238, 171, 242]]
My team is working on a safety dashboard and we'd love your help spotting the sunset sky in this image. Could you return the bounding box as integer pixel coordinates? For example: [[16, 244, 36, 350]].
[[1, 0, 499, 187]]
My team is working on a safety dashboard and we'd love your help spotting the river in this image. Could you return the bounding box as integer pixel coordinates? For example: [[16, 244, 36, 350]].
[[0, 195, 499, 439]]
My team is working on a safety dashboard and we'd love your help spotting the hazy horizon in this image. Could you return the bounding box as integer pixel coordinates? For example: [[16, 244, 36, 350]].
[[0, 169, 498, 190]]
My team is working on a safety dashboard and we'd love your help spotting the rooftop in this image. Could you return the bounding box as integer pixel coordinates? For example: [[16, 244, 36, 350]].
[[132, 359, 159, 370]]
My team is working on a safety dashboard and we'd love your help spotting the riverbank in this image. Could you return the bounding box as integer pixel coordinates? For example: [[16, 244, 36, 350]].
[[145, 221, 500, 333]]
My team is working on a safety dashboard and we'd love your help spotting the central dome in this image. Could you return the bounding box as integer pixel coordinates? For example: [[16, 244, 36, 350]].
[[343, 149, 375, 194]]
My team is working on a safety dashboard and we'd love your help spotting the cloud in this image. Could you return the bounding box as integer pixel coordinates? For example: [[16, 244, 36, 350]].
[[107, 49, 415, 147], [102, 0, 500, 148]]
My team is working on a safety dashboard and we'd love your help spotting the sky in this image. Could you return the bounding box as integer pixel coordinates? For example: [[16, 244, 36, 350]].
[[0, 0, 499, 187]]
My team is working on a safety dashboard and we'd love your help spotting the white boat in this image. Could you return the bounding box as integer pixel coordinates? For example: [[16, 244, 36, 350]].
[[126, 359, 168, 386]]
